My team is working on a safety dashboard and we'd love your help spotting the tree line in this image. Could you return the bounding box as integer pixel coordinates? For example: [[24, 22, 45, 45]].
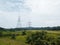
[[0, 26, 60, 31]]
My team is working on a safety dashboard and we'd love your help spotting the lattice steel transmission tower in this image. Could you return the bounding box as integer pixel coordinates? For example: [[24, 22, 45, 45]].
[[28, 21, 31, 28], [16, 16, 21, 28], [16, 0, 25, 28], [28, 21, 32, 30], [16, 0, 31, 28]]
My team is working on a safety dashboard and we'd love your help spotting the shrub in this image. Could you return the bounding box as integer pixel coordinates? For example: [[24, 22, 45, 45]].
[[0, 31, 3, 37], [21, 30, 26, 35], [26, 31, 60, 45], [26, 31, 48, 45], [11, 34, 16, 39]]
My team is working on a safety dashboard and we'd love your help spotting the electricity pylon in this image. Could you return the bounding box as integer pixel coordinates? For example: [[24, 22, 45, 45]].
[[16, 15, 21, 28]]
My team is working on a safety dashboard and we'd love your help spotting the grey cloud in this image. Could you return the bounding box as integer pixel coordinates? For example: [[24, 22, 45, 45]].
[[0, 0, 31, 12]]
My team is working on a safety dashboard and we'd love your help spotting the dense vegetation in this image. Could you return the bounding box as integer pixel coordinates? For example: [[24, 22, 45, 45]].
[[0, 27, 60, 45], [26, 31, 60, 45]]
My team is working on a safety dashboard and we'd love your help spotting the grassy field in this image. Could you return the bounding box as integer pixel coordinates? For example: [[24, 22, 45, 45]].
[[0, 30, 60, 45]]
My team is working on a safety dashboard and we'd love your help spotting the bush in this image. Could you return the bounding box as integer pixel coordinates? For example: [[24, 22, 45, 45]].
[[21, 30, 26, 35], [26, 31, 60, 45], [0, 31, 3, 37], [26, 31, 48, 45], [11, 34, 16, 39]]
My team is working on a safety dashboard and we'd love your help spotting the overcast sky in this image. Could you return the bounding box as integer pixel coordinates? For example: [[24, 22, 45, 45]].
[[0, 0, 60, 28]]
